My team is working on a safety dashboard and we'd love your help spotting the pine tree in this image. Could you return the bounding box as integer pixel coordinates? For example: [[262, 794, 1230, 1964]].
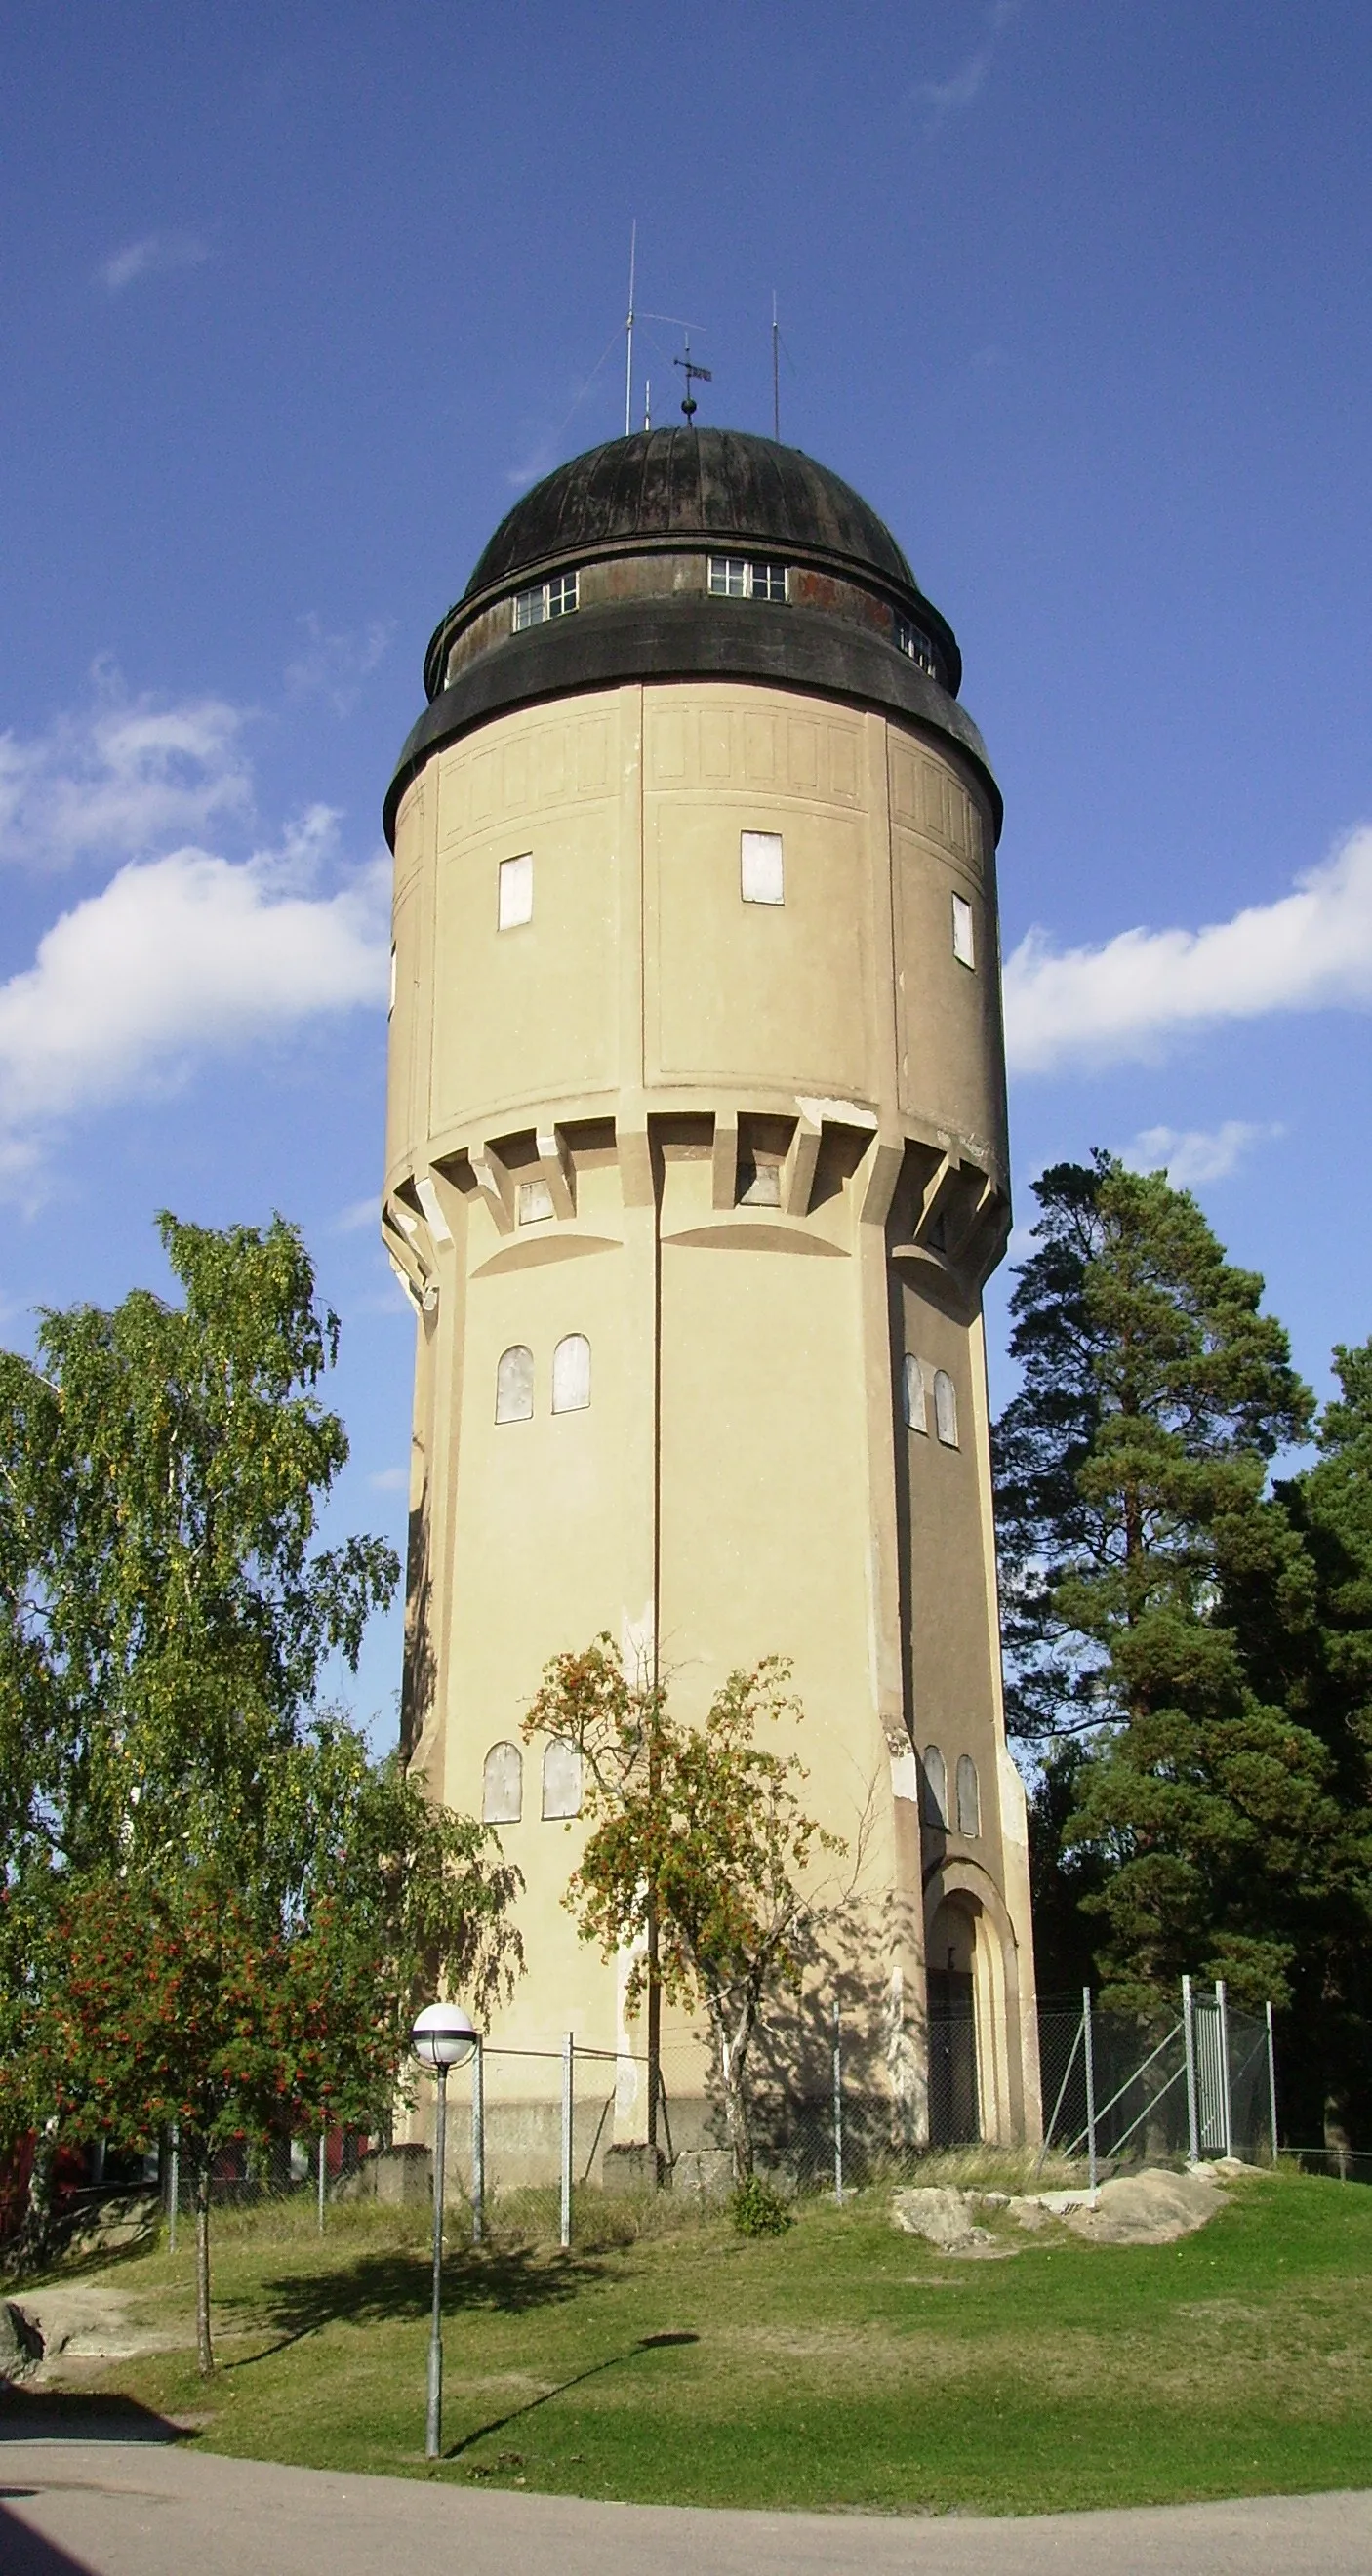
[[993, 1155, 1346, 2017]]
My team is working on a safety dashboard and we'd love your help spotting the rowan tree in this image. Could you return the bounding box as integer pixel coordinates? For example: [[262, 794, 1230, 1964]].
[[525, 1640, 843, 2179]]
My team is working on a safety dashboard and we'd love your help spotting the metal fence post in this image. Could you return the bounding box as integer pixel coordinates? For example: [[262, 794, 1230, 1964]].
[[1182, 1974, 1200, 2162], [471, 2038, 485, 2244], [1082, 1987, 1098, 2198], [832, 2004, 844, 2206], [560, 2032, 574, 2249], [1265, 1999, 1278, 2163], [169, 2123, 180, 2254], [317, 2125, 327, 2234], [1216, 1979, 1233, 2159]]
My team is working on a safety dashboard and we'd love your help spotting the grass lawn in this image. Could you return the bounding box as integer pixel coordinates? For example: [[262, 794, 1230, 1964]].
[[7, 2163, 1372, 2516]]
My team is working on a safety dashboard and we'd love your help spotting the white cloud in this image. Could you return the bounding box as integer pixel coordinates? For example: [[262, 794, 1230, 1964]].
[[0, 827, 387, 1187], [0, 672, 252, 870], [285, 615, 394, 717], [912, 0, 1019, 121], [336, 1194, 381, 1233], [368, 1467, 408, 1493], [1004, 825, 1372, 1074], [1120, 1120, 1283, 1188], [98, 232, 210, 293]]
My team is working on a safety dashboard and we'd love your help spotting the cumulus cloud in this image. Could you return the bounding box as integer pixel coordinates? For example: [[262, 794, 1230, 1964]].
[[1004, 826, 1372, 1074], [285, 614, 394, 717], [98, 232, 210, 293], [1120, 1121, 1283, 1188], [0, 825, 387, 1187], [912, 0, 1020, 122], [0, 674, 252, 870]]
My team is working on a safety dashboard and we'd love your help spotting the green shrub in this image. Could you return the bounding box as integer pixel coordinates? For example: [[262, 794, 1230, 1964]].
[[729, 2176, 793, 2236]]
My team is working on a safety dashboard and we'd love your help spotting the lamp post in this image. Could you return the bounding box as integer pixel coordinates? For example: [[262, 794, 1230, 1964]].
[[411, 2000, 479, 2462]]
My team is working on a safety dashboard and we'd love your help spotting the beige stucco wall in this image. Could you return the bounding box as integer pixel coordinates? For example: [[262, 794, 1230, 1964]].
[[384, 676, 1037, 2157]]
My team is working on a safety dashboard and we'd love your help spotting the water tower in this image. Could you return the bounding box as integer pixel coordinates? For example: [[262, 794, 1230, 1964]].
[[383, 427, 1040, 2163]]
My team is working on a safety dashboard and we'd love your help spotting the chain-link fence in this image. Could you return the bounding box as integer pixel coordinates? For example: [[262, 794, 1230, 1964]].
[[1037, 1978, 1277, 2181], [2, 1973, 1284, 2254]]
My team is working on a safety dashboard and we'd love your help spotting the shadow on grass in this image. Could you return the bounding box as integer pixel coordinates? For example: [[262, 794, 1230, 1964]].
[[447, 2329, 701, 2462], [220, 2238, 610, 2370], [0, 2386, 189, 2444]]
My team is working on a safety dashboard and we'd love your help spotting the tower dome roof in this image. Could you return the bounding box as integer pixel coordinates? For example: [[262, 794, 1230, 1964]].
[[463, 427, 919, 603]]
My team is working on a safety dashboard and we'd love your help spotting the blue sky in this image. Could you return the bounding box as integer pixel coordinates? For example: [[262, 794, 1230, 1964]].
[[3, 1, 1371, 1738]]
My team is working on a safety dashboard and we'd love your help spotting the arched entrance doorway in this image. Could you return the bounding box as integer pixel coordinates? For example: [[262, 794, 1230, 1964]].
[[927, 1896, 980, 2145]]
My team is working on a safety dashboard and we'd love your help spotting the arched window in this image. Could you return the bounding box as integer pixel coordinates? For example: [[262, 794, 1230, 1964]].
[[956, 1753, 981, 1838], [551, 1332, 591, 1414], [542, 1739, 583, 1820], [922, 1744, 948, 1827], [903, 1354, 928, 1434], [482, 1742, 522, 1824], [934, 1369, 958, 1448], [495, 1344, 534, 1423]]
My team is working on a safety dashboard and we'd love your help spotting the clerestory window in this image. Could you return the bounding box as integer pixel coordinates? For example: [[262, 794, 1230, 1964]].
[[513, 570, 579, 631], [894, 614, 941, 680], [708, 556, 787, 602]]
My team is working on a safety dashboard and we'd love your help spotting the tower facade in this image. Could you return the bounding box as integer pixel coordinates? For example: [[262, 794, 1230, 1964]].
[[383, 429, 1039, 2159]]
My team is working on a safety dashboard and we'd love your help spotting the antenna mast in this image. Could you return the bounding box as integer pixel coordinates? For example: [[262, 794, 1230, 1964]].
[[625, 220, 637, 438], [772, 293, 780, 440]]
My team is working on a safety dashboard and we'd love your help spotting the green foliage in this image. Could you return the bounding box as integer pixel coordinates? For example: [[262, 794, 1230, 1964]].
[[993, 1155, 1371, 2026], [0, 1212, 523, 2309], [728, 2175, 793, 2236], [525, 1639, 844, 2178]]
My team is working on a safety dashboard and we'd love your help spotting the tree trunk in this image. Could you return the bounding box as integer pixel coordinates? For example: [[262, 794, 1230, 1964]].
[[194, 2156, 214, 2377], [11, 2117, 60, 2273], [717, 2026, 754, 2183]]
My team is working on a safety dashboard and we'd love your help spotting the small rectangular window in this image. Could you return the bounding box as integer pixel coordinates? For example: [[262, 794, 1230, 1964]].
[[903, 1355, 928, 1434], [498, 853, 534, 930], [895, 614, 939, 678], [516, 1179, 554, 1226], [951, 893, 976, 969], [513, 571, 579, 630], [708, 557, 787, 601], [741, 830, 785, 906]]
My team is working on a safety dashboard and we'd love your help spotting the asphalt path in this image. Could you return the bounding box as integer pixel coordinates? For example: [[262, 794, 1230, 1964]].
[[1, 2432, 1370, 2576]]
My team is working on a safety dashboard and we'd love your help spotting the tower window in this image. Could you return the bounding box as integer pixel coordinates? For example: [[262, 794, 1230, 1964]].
[[951, 894, 976, 969], [495, 1345, 535, 1424], [388, 945, 397, 1018], [516, 1179, 554, 1226], [741, 830, 785, 905], [934, 1369, 959, 1448], [922, 1744, 948, 1828], [895, 614, 940, 680], [512, 570, 579, 630], [542, 1739, 583, 1820], [956, 1753, 981, 1838], [903, 1354, 928, 1434], [551, 1332, 591, 1414], [708, 556, 787, 601], [498, 853, 534, 930], [482, 1741, 523, 1824]]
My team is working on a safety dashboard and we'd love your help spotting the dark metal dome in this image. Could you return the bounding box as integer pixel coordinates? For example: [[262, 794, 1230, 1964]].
[[463, 427, 919, 603]]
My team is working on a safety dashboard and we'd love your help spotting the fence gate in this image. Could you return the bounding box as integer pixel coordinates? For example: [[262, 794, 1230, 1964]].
[[1189, 1985, 1231, 2155]]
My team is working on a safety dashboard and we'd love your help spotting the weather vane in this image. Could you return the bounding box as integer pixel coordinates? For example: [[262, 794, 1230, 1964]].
[[674, 336, 712, 420]]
